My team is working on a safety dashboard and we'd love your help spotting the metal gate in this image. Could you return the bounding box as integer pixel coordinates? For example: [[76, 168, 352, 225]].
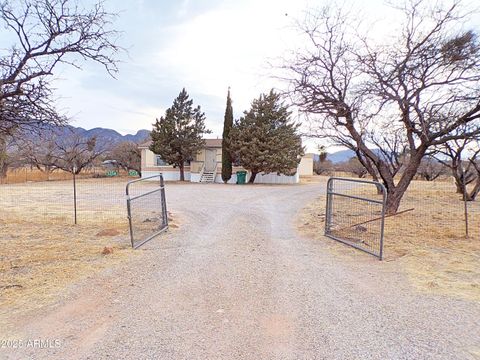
[[325, 177, 386, 260], [126, 174, 168, 249]]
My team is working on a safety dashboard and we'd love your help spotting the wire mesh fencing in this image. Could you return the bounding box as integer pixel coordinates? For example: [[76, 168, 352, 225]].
[[325, 177, 386, 259], [395, 178, 480, 241], [0, 169, 147, 253], [0, 176, 129, 226], [319, 174, 479, 260]]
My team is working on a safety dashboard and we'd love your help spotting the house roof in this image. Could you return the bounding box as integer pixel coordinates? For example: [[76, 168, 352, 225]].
[[138, 138, 222, 149], [204, 138, 222, 147]]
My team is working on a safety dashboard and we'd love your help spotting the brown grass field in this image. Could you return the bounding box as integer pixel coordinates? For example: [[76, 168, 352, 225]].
[[1, 174, 478, 326], [0, 177, 173, 323], [299, 176, 480, 303], [1, 167, 135, 184]]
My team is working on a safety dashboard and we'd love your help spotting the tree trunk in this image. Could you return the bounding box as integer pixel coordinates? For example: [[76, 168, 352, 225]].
[[179, 164, 185, 181], [452, 167, 468, 194], [463, 175, 480, 201], [249, 171, 257, 183], [0, 163, 7, 183], [383, 150, 425, 215], [455, 183, 464, 194], [384, 188, 403, 215], [0, 138, 8, 183], [453, 166, 463, 194], [455, 180, 465, 194]]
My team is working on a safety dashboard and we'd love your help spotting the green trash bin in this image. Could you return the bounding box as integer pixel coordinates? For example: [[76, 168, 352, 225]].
[[236, 170, 247, 184]]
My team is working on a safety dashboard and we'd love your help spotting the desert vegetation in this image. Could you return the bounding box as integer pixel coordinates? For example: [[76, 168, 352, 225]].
[[283, 0, 480, 214], [298, 176, 480, 302]]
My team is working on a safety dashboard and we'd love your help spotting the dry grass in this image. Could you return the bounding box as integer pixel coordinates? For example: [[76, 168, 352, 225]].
[[0, 177, 130, 224], [0, 178, 175, 325], [1, 167, 132, 184], [0, 219, 133, 318], [298, 177, 480, 303], [2, 168, 72, 184], [300, 175, 325, 184]]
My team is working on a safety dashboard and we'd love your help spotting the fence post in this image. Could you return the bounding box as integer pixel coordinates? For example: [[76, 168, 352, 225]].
[[73, 166, 77, 225], [160, 175, 168, 226], [461, 165, 469, 238], [324, 178, 333, 234]]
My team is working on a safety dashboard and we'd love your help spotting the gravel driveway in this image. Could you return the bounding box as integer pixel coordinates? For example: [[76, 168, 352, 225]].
[[3, 182, 480, 359]]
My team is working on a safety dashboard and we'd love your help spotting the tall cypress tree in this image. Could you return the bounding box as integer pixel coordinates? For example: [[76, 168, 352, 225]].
[[221, 87, 234, 183]]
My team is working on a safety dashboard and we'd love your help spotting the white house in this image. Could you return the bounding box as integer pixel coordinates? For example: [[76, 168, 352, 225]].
[[139, 139, 313, 184]]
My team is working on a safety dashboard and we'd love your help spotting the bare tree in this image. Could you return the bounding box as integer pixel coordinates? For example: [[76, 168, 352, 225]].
[[416, 156, 448, 181], [18, 129, 61, 179], [317, 145, 328, 162], [0, 136, 15, 180], [0, 137, 9, 179], [51, 133, 105, 174], [0, 0, 122, 136], [313, 159, 334, 175], [340, 157, 368, 178], [284, 1, 480, 213], [109, 141, 142, 176], [435, 137, 480, 200]]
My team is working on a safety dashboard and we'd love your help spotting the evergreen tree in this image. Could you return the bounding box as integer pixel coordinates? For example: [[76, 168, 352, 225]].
[[221, 88, 234, 183], [229, 90, 304, 183], [318, 145, 328, 162], [150, 88, 210, 181]]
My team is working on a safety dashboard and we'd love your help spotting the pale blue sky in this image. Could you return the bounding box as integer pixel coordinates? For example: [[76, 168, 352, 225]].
[[53, 0, 314, 137], [5, 0, 479, 151]]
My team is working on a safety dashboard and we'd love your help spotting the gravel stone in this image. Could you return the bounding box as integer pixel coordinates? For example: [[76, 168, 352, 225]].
[[2, 182, 479, 360]]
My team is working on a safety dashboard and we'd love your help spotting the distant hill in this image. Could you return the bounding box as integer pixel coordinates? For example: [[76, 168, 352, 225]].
[[22, 125, 151, 147], [68, 126, 150, 145], [327, 149, 356, 163], [325, 149, 384, 163]]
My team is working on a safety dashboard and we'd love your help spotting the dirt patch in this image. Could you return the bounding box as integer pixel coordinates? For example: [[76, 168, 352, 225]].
[[101, 246, 114, 255], [299, 175, 325, 184], [167, 211, 181, 229], [97, 228, 121, 237], [298, 179, 480, 303], [0, 219, 135, 325], [0, 210, 179, 328]]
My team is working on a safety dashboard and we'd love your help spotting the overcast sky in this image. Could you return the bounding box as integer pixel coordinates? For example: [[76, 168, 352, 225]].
[[53, 0, 311, 136], [46, 0, 478, 150]]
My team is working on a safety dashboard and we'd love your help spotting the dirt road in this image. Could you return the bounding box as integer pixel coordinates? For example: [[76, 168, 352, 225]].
[[2, 183, 479, 359]]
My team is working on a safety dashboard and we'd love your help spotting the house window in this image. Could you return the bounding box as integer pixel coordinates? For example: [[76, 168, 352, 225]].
[[155, 155, 168, 166]]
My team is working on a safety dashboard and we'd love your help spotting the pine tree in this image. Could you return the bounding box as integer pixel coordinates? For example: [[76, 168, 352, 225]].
[[229, 90, 304, 183], [221, 88, 234, 183], [150, 88, 210, 181]]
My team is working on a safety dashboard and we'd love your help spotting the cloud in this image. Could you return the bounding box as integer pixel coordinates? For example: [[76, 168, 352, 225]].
[[52, 0, 308, 136]]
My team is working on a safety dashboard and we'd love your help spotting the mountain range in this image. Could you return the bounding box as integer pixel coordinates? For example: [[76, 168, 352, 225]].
[[31, 125, 363, 162], [38, 125, 151, 145], [66, 126, 150, 144], [309, 149, 356, 163], [326, 149, 357, 163]]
